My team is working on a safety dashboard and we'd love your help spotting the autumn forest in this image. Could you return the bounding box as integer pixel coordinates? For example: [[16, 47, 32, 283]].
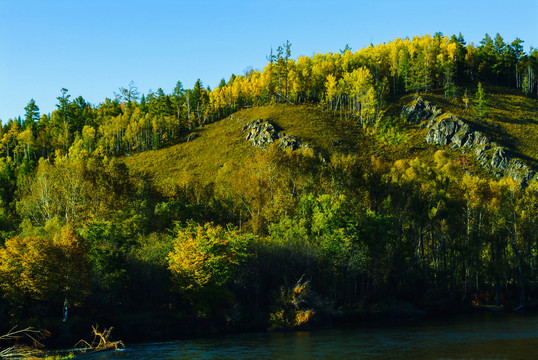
[[1, 33, 538, 346]]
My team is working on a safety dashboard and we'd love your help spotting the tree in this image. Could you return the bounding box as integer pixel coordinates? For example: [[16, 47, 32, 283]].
[[188, 79, 209, 126], [70, 95, 92, 135], [23, 99, 40, 133], [474, 82, 489, 118], [508, 38, 524, 88], [0, 158, 16, 236], [478, 33, 495, 82], [54, 88, 72, 153], [114, 81, 139, 109], [267, 41, 293, 101], [339, 44, 352, 54], [0, 228, 90, 313], [492, 33, 507, 82], [451, 33, 468, 85], [172, 81, 185, 121], [167, 222, 254, 314]]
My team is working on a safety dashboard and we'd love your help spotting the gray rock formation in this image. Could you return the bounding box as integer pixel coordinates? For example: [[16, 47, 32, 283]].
[[403, 98, 535, 183], [242, 119, 308, 150], [401, 97, 443, 124], [424, 115, 464, 145], [279, 134, 303, 150], [242, 119, 280, 149]]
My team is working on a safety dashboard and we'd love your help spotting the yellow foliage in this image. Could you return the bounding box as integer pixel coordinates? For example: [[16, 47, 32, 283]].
[[0, 227, 89, 306], [268, 277, 316, 330], [167, 223, 254, 292], [295, 309, 315, 326]]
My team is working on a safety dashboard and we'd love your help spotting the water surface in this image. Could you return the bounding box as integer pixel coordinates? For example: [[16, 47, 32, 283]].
[[80, 312, 538, 359]]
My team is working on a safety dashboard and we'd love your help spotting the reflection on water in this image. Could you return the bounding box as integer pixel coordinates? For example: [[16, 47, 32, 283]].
[[81, 312, 538, 360]]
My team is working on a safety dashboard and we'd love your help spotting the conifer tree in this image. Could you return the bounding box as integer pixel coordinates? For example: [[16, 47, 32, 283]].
[[23, 99, 40, 133], [474, 82, 489, 118]]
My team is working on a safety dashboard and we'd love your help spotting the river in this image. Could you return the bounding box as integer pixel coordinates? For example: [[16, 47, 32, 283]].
[[79, 312, 538, 359]]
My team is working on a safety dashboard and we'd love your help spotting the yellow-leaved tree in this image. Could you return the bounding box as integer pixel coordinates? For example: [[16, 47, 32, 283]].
[[0, 226, 90, 317], [167, 222, 255, 316]]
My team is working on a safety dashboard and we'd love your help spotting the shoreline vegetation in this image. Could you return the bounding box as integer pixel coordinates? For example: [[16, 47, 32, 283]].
[[0, 32, 537, 350]]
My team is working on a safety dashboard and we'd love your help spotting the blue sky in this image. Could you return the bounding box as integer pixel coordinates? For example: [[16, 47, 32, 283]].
[[1, 0, 537, 123]]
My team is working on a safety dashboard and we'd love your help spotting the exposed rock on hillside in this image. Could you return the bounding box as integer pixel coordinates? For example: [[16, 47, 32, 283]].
[[242, 119, 279, 148], [401, 97, 443, 125], [279, 134, 305, 150], [242, 119, 307, 150], [403, 98, 535, 183]]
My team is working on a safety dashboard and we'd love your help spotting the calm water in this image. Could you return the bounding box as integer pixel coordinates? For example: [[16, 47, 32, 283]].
[[79, 312, 538, 360]]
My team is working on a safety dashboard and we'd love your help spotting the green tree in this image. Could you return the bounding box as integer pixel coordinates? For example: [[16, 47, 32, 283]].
[[474, 82, 489, 118], [172, 80, 186, 121], [451, 33, 468, 85], [53, 88, 72, 153], [115, 80, 140, 109], [23, 99, 40, 133]]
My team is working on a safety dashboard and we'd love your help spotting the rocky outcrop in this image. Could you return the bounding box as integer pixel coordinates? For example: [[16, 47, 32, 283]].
[[424, 115, 464, 145], [424, 114, 491, 150], [242, 119, 308, 150], [402, 98, 536, 183], [401, 97, 443, 125], [279, 134, 305, 150], [242, 119, 279, 148]]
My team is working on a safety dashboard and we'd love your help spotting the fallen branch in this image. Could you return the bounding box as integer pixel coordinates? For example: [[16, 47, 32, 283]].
[[75, 325, 124, 353], [0, 326, 49, 358]]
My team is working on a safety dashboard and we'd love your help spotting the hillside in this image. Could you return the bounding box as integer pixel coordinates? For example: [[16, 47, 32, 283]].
[[124, 87, 538, 193], [1, 32, 538, 347], [124, 104, 370, 193]]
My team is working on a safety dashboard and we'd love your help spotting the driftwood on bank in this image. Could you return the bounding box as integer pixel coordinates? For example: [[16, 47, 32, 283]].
[[75, 325, 124, 353], [0, 326, 49, 358]]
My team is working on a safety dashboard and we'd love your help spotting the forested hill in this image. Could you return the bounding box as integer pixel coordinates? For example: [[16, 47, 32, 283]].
[[0, 33, 538, 347]]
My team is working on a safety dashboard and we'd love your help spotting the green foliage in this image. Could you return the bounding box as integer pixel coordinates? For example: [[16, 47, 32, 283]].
[[80, 221, 130, 299], [374, 116, 409, 145], [474, 82, 489, 118]]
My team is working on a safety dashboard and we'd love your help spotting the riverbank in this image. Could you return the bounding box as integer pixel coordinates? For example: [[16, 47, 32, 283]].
[[19, 296, 536, 354]]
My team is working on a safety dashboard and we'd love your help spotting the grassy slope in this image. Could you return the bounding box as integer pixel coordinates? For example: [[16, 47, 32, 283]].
[[124, 104, 376, 194], [124, 89, 538, 194]]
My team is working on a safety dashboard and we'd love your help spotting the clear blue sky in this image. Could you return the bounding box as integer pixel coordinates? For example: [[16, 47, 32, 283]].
[[1, 0, 537, 123]]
